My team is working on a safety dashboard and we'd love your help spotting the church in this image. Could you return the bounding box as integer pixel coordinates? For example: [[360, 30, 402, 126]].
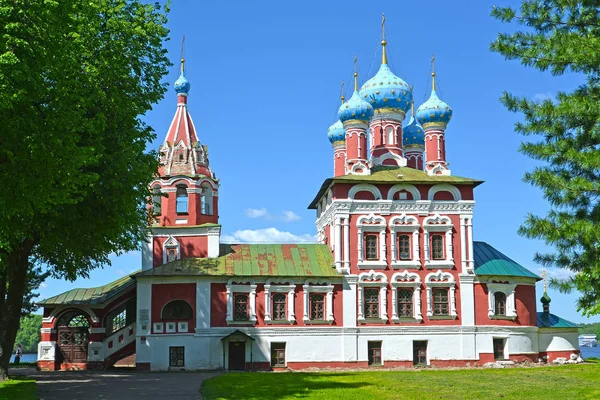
[[36, 28, 580, 371]]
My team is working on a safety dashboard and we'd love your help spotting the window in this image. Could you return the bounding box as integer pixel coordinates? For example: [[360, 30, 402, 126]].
[[108, 310, 126, 334], [176, 185, 188, 214], [433, 288, 449, 315], [234, 294, 249, 321], [365, 235, 378, 260], [431, 235, 444, 260], [152, 185, 162, 216], [166, 248, 178, 263], [398, 289, 413, 318], [368, 341, 382, 366], [161, 300, 193, 320], [413, 341, 427, 365], [169, 346, 185, 367], [310, 293, 325, 320], [398, 235, 411, 260], [364, 288, 380, 318], [178, 153, 184, 162], [494, 292, 506, 316], [493, 338, 506, 361], [386, 126, 394, 144], [272, 293, 287, 321], [57, 312, 90, 328], [271, 343, 286, 367]]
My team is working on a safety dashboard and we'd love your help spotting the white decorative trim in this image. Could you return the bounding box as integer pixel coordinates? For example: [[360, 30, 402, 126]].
[[178, 321, 189, 332], [43, 305, 100, 324], [389, 214, 421, 269], [226, 278, 257, 324], [387, 184, 421, 201], [153, 322, 164, 333], [348, 184, 382, 200], [264, 278, 295, 324], [487, 283, 518, 319], [343, 217, 350, 274], [302, 279, 334, 323], [423, 214, 454, 269], [38, 341, 56, 361], [357, 270, 388, 322], [165, 321, 177, 333], [356, 214, 387, 269], [425, 270, 457, 319], [391, 271, 423, 322], [427, 184, 462, 201], [162, 236, 181, 264]]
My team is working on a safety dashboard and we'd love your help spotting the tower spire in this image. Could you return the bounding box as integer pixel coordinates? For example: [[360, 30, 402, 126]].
[[353, 55, 359, 91], [341, 81, 345, 103], [431, 54, 436, 91], [542, 269, 547, 293], [381, 13, 388, 65], [180, 35, 186, 73]]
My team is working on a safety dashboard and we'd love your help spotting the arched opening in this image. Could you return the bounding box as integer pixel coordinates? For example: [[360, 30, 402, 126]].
[[201, 183, 213, 215], [494, 292, 507, 316], [161, 300, 193, 320], [393, 190, 414, 200], [354, 191, 376, 200], [56, 311, 90, 365], [176, 185, 188, 214], [152, 185, 162, 216], [433, 191, 455, 201], [386, 126, 394, 145]]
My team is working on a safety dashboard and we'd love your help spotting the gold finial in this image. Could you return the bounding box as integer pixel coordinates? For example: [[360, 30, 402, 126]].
[[411, 100, 415, 117], [353, 55, 359, 91], [180, 35, 186, 73], [381, 13, 388, 65], [542, 269, 547, 292], [431, 54, 436, 91], [341, 81, 345, 103]]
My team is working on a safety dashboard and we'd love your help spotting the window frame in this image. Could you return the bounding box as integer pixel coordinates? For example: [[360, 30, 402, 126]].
[[368, 341, 383, 366], [486, 283, 518, 320], [357, 271, 388, 323], [425, 270, 457, 319], [364, 288, 380, 318], [264, 279, 295, 325], [390, 271, 423, 322], [423, 214, 454, 269], [169, 346, 185, 368], [432, 288, 449, 316], [494, 292, 506, 316], [226, 279, 257, 324], [397, 288, 414, 318], [356, 214, 387, 270], [302, 280, 334, 324], [233, 293, 249, 321], [389, 214, 420, 269], [431, 234, 445, 260], [309, 293, 325, 321], [398, 235, 411, 260], [364, 234, 379, 261], [270, 342, 286, 367], [175, 185, 188, 214]]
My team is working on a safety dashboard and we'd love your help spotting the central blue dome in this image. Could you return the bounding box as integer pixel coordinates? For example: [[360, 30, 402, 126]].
[[338, 91, 374, 123], [174, 71, 191, 95], [360, 64, 412, 113], [327, 120, 346, 144]]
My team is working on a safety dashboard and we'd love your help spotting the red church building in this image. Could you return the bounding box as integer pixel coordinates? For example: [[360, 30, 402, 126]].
[[37, 32, 580, 372]]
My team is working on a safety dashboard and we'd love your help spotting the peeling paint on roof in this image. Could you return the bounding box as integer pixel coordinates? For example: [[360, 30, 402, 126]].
[[474, 241, 540, 279], [39, 271, 138, 306], [135, 244, 337, 278]]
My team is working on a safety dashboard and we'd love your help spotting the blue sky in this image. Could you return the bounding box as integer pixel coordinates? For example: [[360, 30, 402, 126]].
[[38, 0, 599, 323]]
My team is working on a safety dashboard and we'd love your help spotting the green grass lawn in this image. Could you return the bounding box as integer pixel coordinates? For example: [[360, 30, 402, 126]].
[[202, 363, 600, 400], [0, 377, 36, 400]]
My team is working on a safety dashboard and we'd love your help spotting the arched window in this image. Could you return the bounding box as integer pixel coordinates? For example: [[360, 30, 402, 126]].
[[272, 293, 287, 321], [398, 235, 411, 260], [433, 288, 449, 316], [494, 292, 507, 316], [234, 294, 249, 321], [176, 185, 188, 214], [365, 235, 379, 260], [310, 293, 325, 320], [431, 235, 444, 260], [161, 300, 193, 320], [398, 289, 413, 317], [57, 311, 90, 328], [200, 184, 213, 215], [386, 126, 394, 145], [152, 185, 162, 216], [364, 288, 380, 318]]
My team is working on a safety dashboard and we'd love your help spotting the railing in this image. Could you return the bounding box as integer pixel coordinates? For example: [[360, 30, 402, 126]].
[[104, 322, 136, 359]]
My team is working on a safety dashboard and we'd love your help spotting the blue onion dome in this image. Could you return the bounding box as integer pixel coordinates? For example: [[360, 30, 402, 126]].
[[416, 73, 452, 129], [338, 73, 374, 123], [327, 120, 346, 144], [403, 115, 425, 148], [174, 65, 191, 95], [360, 64, 412, 113]]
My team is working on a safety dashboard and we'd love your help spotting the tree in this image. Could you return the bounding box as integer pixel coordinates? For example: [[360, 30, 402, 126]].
[[14, 315, 42, 354], [491, 1, 600, 316], [0, 0, 170, 380]]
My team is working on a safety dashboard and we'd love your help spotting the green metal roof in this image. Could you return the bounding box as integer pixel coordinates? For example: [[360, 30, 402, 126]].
[[308, 166, 483, 209], [39, 271, 138, 306], [473, 241, 540, 279], [537, 312, 579, 328], [136, 243, 338, 278]]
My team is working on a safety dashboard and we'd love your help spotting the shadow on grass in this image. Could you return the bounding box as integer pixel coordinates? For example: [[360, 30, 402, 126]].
[[0, 377, 37, 400], [202, 372, 372, 400]]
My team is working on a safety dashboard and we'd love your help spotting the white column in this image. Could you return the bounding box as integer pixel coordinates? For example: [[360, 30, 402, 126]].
[[414, 286, 423, 321], [326, 289, 334, 321], [379, 230, 386, 261], [358, 229, 364, 262], [335, 217, 342, 272], [450, 285, 457, 318], [424, 231, 430, 262], [141, 235, 153, 271], [249, 285, 257, 322], [343, 218, 350, 272], [357, 286, 364, 320], [390, 230, 397, 263], [391, 287, 398, 320], [467, 217, 474, 272], [136, 280, 152, 365], [488, 288, 495, 317], [426, 286, 433, 317], [287, 287, 295, 321], [445, 229, 453, 262], [196, 281, 211, 329], [459, 274, 475, 325], [380, 286, 388, 320], [264, 286, 271, 322], [460, 218, 467, 273], [302, 287, 309, 321], [225, 286, 232, 321], [413, 229, 420, 261]]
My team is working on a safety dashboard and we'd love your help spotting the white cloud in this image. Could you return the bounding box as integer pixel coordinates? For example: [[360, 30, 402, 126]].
[[40, 283, 48, 289], [244, 208, 301, 222], [534, 267, 575, 281], [533, 92, 553, 101], [221, 228, 316, 244]]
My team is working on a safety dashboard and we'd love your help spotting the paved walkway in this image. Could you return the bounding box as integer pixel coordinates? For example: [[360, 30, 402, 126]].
[[10, 367, 220, 400]]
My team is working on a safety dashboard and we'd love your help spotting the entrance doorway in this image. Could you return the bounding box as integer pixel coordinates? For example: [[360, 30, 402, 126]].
[[56, 311, 90, 364], [228, 341, 246, 370]]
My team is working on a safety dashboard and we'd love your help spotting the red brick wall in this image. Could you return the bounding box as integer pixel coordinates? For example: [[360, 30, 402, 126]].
[[151, 283, 195, 333]]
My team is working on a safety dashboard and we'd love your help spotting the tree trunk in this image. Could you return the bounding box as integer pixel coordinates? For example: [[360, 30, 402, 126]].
[[0, 244, 32, 381]]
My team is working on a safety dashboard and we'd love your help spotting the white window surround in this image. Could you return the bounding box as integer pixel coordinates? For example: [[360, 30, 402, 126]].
[[264, 278, 296, 324], [357, 270, 388, 323], [389, 214, 421, 269], [427, 184, 462, 201], [487, 283, 517, 319], [357, 214, 387, 270], [162, 236, 181, 264], [423, 214, 454, 269], [153, 322, 164, 333], [348, 184, 382, 200], [165, 321, 176, 333], [425, 270, 457, 319], [387, 184, 421, 201], [177, 321, 188, 332], [226, 278, 257, 324], [302, 279, 334, 324], [391, 271, 423, 322]]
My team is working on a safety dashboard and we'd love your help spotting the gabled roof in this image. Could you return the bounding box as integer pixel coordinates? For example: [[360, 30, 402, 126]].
[[135, 244, 338, 278], [473, 241, 540, 280], [537, 312, 579, 328], [308, 166, 483, 209], [39, 271, 138, 306]]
